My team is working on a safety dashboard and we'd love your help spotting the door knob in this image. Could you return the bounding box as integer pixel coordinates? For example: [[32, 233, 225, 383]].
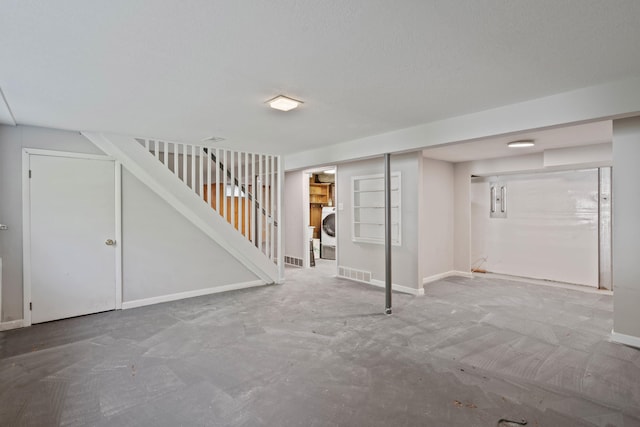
[[105, 239, 116, 246]]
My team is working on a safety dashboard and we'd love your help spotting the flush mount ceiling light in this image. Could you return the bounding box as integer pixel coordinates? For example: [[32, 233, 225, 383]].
[[267, 95, 302, 111], [507, 139, 535, 148], [324, 169, 336, 174]]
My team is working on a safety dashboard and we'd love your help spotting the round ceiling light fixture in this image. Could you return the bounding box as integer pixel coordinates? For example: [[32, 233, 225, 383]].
[[507, 139, 535, 148]]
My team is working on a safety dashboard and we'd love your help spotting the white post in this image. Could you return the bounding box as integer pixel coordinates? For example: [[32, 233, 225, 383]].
[[231, 151, 236, 230], [270, 155, 275, 261], [207, 147, 212, 208], [198, 146, 204, 199], [222, 149, 227, 219], [277, 155, 284, 282], [182, 144, 188, 185], [244, 152, 249, 239], [258, 154, 263, 254], [265, 155, 271, 259], [173, 142, 178, 177], [215, 148, 220, 215], [251, 153, 256, 245], [190, 145, 196, 193]]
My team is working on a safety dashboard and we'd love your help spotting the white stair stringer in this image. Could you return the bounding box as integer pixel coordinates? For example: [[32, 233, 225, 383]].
[[82, 132, 279, 284]]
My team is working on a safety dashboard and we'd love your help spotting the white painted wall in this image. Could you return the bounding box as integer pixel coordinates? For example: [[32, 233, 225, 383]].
[[453, 145, 613, 275], [0, 257, 2, 321], [612, 117, 640, 343], [421, 157, 454, 280], [337, 153, 421, 290], [453, 162, 472, 273], [459, 143, 611, 178], [284, 170, 306, 263], [0, 124, 261, 322], [465, 153, 543, 176], [544, 143, 611, 168], [0, 125, 104, 321], [121, 170, 258, 302], [470, 170, 599, 286]]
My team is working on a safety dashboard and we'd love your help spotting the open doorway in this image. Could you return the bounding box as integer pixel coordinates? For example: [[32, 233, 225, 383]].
[[470, 168, 612, 290], [421, 119, 613, 293], [307, 168, 337, 272]]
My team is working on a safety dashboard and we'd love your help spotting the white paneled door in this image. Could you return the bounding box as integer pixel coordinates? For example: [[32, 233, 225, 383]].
[[28, 154, 117, 323]]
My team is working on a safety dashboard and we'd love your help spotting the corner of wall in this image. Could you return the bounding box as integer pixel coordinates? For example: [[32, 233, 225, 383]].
[[453, 162, 472, 273]]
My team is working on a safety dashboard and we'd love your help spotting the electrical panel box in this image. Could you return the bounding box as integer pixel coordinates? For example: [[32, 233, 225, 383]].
[[490, 182, 507, 218]]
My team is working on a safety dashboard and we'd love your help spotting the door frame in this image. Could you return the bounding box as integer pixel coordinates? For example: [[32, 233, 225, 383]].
[[22, 149, 122, 326], [302, 166, 338, 269]]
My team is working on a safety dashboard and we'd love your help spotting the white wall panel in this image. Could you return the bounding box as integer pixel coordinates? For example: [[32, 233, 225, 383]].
[[421, 158, 454, 279], [121, 170, 258, 301], [337, 153, 420, 290], [471, 169, 599, 287], [612, 117, 640, 341], [284, 170, 306, 263]]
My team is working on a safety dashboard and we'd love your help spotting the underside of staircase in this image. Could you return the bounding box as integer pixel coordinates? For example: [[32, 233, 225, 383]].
[[83, 132, 283, 285]]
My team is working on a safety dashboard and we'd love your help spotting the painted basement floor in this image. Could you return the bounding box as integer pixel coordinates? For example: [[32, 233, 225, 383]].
[[1, 264, 639, 427]]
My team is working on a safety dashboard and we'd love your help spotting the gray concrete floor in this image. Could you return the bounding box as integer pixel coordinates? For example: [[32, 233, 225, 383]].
[[1, 261, 639, 426]]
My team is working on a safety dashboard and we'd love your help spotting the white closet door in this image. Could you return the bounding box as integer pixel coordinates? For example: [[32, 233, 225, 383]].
[[29, 154, 116, 323]]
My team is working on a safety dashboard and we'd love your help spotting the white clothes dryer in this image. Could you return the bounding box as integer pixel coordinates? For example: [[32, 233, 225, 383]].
[[321, 206, 336, 259]]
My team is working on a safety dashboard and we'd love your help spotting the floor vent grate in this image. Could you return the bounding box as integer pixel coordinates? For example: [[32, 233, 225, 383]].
[[285, 256, 304, 267], [338, 266, 372, 283]]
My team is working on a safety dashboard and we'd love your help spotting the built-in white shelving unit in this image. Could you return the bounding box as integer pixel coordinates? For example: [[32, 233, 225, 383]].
[[351, 172, 401, 245]]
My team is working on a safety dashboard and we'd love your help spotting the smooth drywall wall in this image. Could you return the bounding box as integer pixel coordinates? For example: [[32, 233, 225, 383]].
[[0, 125, 104, 321], [284, 170, 306, 262], [543, 143, 612, 168], [453, 162, 472, 273], [470, 170, 599, 286], [465, 153, 543, 176], [121, 170, 258, 301], [612, 117, 640, 340], [466, 143, 612, 177], [421, 157, 454, 279], [453, 145, 613, 277], [337, 152, 420, 289]]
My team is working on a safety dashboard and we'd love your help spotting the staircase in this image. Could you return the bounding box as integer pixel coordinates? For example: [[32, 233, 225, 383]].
[[83, 132, 283, 284]]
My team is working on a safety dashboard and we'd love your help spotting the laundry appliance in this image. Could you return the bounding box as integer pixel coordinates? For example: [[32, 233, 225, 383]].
[[321, 206, 336, 259]]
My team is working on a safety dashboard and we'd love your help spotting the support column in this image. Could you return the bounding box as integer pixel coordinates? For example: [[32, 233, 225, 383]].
[[612, 116, 640, 348], [384, 153, 392, 315]]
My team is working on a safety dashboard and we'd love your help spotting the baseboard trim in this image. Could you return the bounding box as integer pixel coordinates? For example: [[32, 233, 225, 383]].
[[423, 270, 473, 284], [476, 272, 610, 295], [611, 330, 640, 349], [0, 319, 24, 331], [370, 279, 424, 296], [122, 280, 267, 310]]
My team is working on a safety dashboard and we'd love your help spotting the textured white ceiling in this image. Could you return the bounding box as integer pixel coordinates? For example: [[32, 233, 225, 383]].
[[422, 120, 612, 163], [1, 1, 639, 154]]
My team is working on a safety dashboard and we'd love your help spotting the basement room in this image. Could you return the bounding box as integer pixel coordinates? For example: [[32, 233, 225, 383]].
[[1, 1, 640, 426]]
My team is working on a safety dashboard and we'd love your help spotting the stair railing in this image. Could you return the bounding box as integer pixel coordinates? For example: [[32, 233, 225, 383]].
[[136, 138, 282, 270]]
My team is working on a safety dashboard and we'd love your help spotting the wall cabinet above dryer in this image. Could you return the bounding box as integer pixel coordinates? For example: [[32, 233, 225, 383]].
[[309, 181, 332, 204]]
